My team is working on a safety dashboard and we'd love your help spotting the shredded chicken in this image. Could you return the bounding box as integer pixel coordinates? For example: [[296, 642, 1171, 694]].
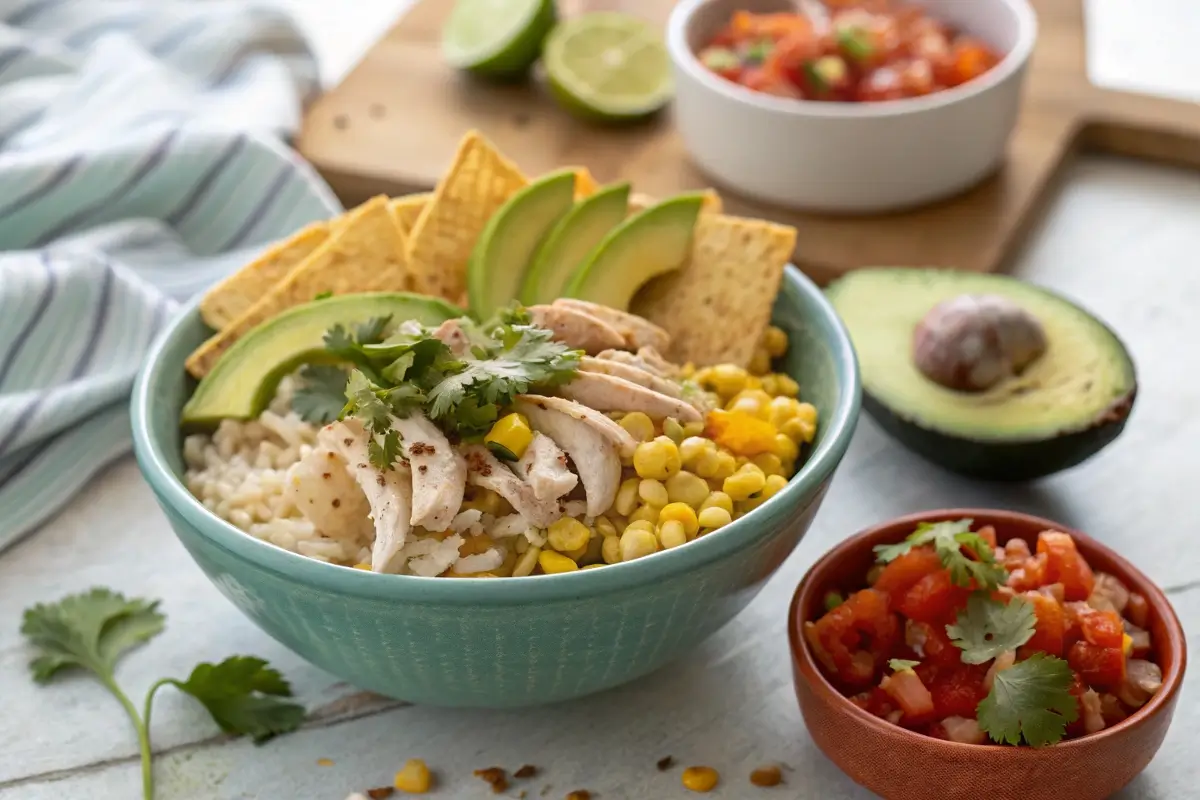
[[579, 355, 682, 398], [528, 304, 627, 354], [316, 421, 413, 573], [552, 298, 671, 352], [462, 444, 563, 528], [558, 371, 702, 423], [431, 318, 474, 356], [390, 411, 466, 532], [285, 446, 374, 545], [1081, 689, 1106, 734], [514, 396, 625, 517], [516, 432, 578, 501]]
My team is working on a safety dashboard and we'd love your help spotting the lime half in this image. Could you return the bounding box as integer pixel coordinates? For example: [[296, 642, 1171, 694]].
[[543, 13, 673, 123], [442, 0, 557, 81]]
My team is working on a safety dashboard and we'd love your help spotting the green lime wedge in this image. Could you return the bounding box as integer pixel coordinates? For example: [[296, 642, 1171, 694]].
[[543, 13, 673, 123], [442, 0, 557, 81]]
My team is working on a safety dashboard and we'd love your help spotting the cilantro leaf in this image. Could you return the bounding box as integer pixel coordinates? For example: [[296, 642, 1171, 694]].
[[367, 429, 402, 471], [292, 365, 349, 424], [874, 519, 974, 563], [167, 656, 306, 744], [874, 519, 1007, 591], [977, 653, 1078, 747], [946, 594, 1036, 665], [888, 658, 920, 673], [344, 370, 393, 435], [837, 26, 874, 61], [354, 315, 392, 346], [21, 588, 164, 682]]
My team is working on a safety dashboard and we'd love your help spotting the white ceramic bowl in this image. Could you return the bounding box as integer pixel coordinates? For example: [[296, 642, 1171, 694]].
[[666, 0, 1038, 213]]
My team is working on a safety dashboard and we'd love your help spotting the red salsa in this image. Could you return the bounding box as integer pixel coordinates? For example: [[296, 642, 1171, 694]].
[[804, 520, 1163, 746], [698, 2, 1002, 102]]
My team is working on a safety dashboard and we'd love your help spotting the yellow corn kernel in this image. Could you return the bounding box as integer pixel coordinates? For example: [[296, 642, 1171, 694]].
[[682, 420, 705, 437], [680, 435, 715, 467], [459, 533, 493, 557], [748, 347, 771, 376], [353, 563, 371, 570], [620, 527, 658, 561], [638, 478, 670, 507], [763, 325, 789, 358], [770, 433, 799, 464], [680, 362, 697, 378], [698, 506, 733, 530], [774, 374, 800, 398], [614, 478, 640, 516], [768, 395, 800, 425], [473, 489, 511, 517], [700, 491, 734, 515], [752, 452, 784, 477], [628, 503, 660, 526], [726, 389, 773, 420], [711, 451, 738, 482], [594, 515, 617, 538], [538, 550, 579, 574], [582, 564, 605, 570], [514, 536, 529, 554], [548, 517, 591, 553], [691, 449, 722, 479], [659, 502, 699, 538], [682, 766, 720, 793], [624, 519, 655, 535], [565, 543, 589, 562], [665, 471, 710, 508], [619, 411, 655, 442], [762, 473, 788, 499], [759, 374, 780, 397], [658, 520, 688, 549], [692, 366, 715, 388], [394, 758, 433, 794], [723, 464, 766, 501], [485, 413, 533, 460], [601, 535, 622, 564], [513, 545, 541, 577], [1123, 633, 1134, 657], [663, 417, 686, 443], [633, 436, 682, 480], [710, 364, 748, 398], [781, 416, 816, 444]]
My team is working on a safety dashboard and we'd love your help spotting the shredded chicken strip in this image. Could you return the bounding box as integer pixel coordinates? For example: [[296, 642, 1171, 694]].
[[552, 298, 671, 352], [579, 355, 682, 398], [462, 444, 564, 528], [516, 432, 578, 501], [528, 304, 627, 354], [390, 411, 466, 532], [558, 371, 702, 423], [285, 446, 374, 545], [514, 395, 637, 457]]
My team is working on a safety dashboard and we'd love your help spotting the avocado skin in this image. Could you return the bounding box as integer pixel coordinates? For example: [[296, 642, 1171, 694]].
[[864, 387, 1137, 482]]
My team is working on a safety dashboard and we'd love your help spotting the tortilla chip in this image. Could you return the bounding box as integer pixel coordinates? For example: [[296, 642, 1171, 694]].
[[388, 193, 431, 236], [629, 189, 722, 216], [198, 222, 330, 330], [572, 167, 599, 199], [185, 196, 408, 378], [631, 214, 796, 368], [405, 130, 527, 302]]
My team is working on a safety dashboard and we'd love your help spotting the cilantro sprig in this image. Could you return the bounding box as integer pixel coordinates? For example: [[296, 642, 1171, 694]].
[[977, 653, 1078, 747], [874, 519, 1008, 590], [888, 658, 920, 673], [292, 307, 582, 468], [21, 589, 305, 799], [946, 594, 1036, 665]]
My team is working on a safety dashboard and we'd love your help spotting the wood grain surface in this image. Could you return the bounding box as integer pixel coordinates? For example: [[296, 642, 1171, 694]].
[[296, 0, 1200, 283]]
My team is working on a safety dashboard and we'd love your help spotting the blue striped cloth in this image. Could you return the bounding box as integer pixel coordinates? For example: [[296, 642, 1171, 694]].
[[0, 0, 342, 551]]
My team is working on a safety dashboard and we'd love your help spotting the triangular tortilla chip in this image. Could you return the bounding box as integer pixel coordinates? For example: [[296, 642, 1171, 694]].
[[388, 193, 431, 236], [631, 214, 796, 368], [572, 167, 599, 199], [405, 130, 527, 302], [186, 196, 408, 378], [198, 221, 330, 330], [629, 189, 722, 216]]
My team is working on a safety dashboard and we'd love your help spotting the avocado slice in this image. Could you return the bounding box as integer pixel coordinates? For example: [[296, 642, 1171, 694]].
[[563, 192, 704, 311], [467, 169, 577, 320], [182, 292, 462, 429], [827, 269, 1136, 481], [519, 182, 630, 305]]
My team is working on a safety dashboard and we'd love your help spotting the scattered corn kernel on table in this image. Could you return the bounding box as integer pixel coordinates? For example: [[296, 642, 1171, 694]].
[[4, 2, 1200, 798]]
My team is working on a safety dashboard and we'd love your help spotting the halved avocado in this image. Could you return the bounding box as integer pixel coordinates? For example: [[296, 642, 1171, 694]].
[[563, 192, 704, 311], [827, 269, 1137, 481], [467, 169, 577, 320], [182, 293, 462, 429]]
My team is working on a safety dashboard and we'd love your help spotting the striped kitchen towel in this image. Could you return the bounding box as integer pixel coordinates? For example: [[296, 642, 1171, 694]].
[[0, 0, 342, 552]]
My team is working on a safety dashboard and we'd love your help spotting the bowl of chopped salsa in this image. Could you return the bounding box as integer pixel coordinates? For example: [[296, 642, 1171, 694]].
[[787, 510, 1185, 800], [666, 0, 1037, 212]]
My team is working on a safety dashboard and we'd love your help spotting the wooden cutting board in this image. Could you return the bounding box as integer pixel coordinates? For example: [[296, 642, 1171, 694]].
[[296, 0, 1200, 284]]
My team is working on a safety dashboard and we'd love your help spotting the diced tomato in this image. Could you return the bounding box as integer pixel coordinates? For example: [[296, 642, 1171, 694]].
[[976, 525, 997, 548], [881, 669, 936, 723], [929, 663, 989, 719], [1069, 641, 1127, 690], [899, 569, 971, 625], [854, 686, 897, 719], [1038, 531, 1096, 601], [1065, 671, 1088, 737], [1020, 591, 1066, 658], [906, 619, 962, 667], [1002, 538, 1032, 570], [921, 721, 950, 740], [1126, 593, 1150, 628], [808, 588, 900, 689], [873, 547, 943, 605], [1006, 553, 1048, 591], [1077, 606, 1124, 648]]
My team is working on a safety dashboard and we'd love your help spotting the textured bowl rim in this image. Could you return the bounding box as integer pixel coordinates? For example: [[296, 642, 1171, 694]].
[[666, 0, 1038, 119], [787, 508, 1187, 755], [131, 266, 862, 604]]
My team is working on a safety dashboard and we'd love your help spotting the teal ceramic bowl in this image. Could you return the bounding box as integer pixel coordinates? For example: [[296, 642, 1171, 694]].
[[131, 266, 861, 708]]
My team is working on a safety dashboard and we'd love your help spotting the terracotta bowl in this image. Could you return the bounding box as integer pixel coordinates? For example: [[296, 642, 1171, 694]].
[[788, 509, 1187, 800]]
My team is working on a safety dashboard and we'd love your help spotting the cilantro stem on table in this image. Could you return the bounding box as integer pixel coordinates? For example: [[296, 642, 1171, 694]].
[[20, 588, 305, 800]]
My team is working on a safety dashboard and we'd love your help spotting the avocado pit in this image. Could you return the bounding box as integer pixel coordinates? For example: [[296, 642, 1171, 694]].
[[913, 294, 1048, 393]]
